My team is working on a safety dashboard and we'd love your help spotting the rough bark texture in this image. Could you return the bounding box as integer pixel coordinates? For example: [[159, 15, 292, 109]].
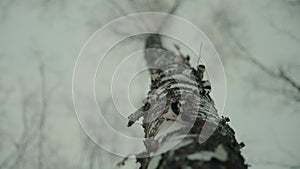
[[127, 34, 248, 169]]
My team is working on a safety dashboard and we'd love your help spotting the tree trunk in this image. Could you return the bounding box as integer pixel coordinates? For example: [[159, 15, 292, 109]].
[[127, 34, 248, 169]]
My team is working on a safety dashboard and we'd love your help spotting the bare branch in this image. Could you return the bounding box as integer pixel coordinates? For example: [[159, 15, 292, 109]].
[[266, 18, 300, 44], [231, 36, 300, 96], [38, 57, 48, 169], [212, 7, 300, 101], [279, 68, 300, 92], [157, 0, 184, 32]]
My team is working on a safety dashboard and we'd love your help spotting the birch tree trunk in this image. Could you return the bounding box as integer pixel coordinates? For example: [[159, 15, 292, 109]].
[[127, 34, 248, 169]]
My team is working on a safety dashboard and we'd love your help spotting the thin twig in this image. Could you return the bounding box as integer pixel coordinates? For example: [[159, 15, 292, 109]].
[[217, 13, 300, 97], [267, 18, 300, 44], [279, 68, 300, 92], [157, 0, 184, 32], [38, 58, 47, 169]]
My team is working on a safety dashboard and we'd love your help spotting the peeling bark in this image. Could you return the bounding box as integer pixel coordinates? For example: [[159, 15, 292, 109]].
[[127, 34, 248, 169]]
